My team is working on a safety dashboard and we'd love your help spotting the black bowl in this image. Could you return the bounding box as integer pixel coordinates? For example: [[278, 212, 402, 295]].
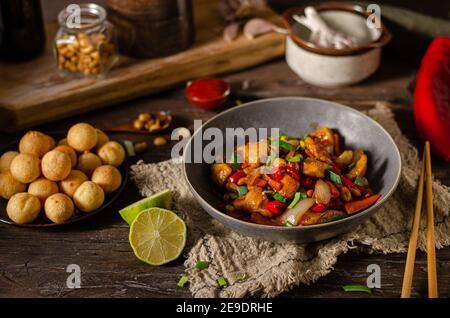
[[0, 132, 128, 228], [183, 97, 401, 243]]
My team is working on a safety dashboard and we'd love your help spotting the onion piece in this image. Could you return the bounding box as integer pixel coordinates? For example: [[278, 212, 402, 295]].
[[278, 198, 315, 226], [314, 179, 331, 205]]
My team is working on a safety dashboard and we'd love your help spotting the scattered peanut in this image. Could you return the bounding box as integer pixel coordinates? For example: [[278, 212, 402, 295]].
[[153, 137, 167, 146], [134, 141, 148, 153], [138, 113, 152, 122], [133, 119, 145, 130]]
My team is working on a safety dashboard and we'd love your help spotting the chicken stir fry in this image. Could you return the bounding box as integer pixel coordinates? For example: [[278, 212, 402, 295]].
[[211, 128, 381, 226]]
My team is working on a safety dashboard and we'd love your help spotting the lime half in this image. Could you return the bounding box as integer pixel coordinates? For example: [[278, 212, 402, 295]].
[[119, 189, 173, 225], [129, 208, 186, 266]]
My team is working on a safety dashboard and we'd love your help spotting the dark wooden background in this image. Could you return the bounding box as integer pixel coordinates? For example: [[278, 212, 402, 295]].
[[0, 0, 449, 298]]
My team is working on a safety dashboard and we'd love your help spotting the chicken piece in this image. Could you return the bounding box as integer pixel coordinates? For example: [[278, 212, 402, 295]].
[[310, 127, 334, 154], [335, 150, 353, 164], [346, 153, 367, 180], [211, 163, 233, 187], [304, 136, 332, 163], [299, 210, 323, 225], [316, 210, 346, 224], [233, 187, 270, 216], [302, 158, 331, 178], [277, 174, 299, 199], [250, 212, 280, 226], [236, 141, 268, 165], [337, 184, 352, 202]]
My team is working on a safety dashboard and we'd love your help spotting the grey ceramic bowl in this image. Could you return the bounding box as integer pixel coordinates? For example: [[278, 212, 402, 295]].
[[183, 97, 401, 243]]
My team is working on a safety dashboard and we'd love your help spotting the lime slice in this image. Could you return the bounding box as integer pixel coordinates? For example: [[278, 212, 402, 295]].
[[129, 208, 186, 266], [119, 189, 173, 225]]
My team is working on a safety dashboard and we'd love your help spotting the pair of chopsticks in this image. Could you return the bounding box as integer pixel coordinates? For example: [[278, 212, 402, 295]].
[[401, 141, 438, 298]]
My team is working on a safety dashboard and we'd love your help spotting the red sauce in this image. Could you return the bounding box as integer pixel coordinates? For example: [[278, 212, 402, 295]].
[[186, 77, 230, 109]]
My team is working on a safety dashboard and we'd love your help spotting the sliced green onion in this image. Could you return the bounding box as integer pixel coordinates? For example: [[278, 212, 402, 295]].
[[225, 204, 234, 212], [236, 186, 248, 196], [299, 140, 306, 149], [327, 170, 342, 185], [286, 154, 303, 162], [266, 150, 277, 167], [354, 176, 366, 186], [229, 193, 238, 200], [342, 285, 372, 293], [279, 140, 295, 151], [177, 275, 189, 288], [123, 140, 136, 157], [288, 192, 301, 209], [233, 273, 248, 282], [217, 276, 228, 288], [284, 221, 294, 227], [195, 261, 209, 270], [272, 193, 288, 202], [347, 162, 356, 171], [231, 152, 240, 170], [302, 134, 309, 140]]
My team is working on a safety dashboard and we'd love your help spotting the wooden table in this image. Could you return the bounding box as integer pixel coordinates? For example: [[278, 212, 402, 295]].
[[1, 0, 449, 298], [1, 55, 449, 298]]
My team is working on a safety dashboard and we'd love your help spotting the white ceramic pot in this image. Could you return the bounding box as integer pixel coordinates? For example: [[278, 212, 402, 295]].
[[286, 36, 381, 87], [283, 3, 392, 87]]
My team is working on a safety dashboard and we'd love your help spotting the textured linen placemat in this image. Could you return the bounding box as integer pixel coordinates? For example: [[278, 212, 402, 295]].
[[131, 103, 450, 298]]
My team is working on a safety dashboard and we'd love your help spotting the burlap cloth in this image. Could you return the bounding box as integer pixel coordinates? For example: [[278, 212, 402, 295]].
[[131, 103, 450, 298]]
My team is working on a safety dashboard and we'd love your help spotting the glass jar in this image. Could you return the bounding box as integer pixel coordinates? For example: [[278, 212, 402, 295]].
[[54, 3, 118, 78]]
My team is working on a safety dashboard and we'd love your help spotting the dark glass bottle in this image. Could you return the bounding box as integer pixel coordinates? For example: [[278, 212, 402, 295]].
[[0, 0, 46, 61]]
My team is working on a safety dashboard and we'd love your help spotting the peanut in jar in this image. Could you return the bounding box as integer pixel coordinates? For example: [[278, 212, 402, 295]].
[[54, 4, 118, 78]]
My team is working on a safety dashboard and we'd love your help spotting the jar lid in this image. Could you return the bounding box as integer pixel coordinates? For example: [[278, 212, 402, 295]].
[[58, 3, 107, 30]]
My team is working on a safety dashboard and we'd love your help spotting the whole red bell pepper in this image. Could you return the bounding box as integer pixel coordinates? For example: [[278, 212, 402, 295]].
[[414, 37, 450, 161]]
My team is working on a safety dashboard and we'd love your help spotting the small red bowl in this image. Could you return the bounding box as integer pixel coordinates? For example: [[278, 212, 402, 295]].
[[186, 77, 231, 110]]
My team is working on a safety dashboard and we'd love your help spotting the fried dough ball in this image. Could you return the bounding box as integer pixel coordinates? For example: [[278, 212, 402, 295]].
[[0, 151, 19, 173], [19, 131, 55, 158], [59, 170, 88, 198], [73, 181, 105, 212], [41, 150, 72, 181], [95, 129, 109, 149], [0, 171, 26, 199], [91, 165, 122, 193], [54, 145, 77, 168], [77, 152, 102, 177], [10, 153, 41, 183], [44, 193, 74, 224], [67, 123, 98, 152], [28, 178, 59, 205], [97, 141, 125, 167], [6, 192, 41, 224]]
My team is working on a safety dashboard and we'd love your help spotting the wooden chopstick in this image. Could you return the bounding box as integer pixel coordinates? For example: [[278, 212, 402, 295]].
[[425, 141, 438, 298], [401, 149, 426, 298], [401, 141, 438, 298]]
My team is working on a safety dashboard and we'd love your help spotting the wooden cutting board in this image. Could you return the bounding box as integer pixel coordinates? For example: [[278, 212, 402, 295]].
[[0, 0, 285, 132]]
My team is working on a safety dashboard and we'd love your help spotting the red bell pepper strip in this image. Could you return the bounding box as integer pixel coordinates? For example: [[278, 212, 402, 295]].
[[311, 203, 327, 213], [333, 133, 341, 156], [300, 176, 316, 189], [287, 169, 300, 181], [343, 194, 381, 215], [228, 171, 246, 184], [264, 201, 287, 215], [341, 175, 366, 193]]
